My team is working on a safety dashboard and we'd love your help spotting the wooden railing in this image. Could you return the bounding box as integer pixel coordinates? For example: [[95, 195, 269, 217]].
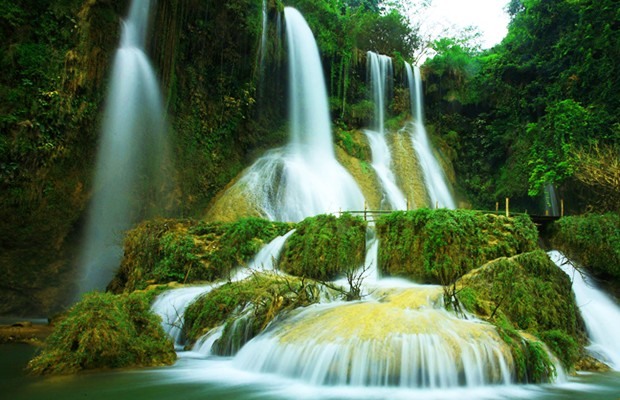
[[336, 197, 565, 225]]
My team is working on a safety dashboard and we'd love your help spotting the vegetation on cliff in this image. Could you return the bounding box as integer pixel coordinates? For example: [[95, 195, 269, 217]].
[[423, 0, 620, 213], [549, 213, 620, 281], [27, 291, 175, 375], [108, 217, 292, 293], [279, 214, 367, 281], [376, 209, 538, 284], [457, 250, 585, 372]]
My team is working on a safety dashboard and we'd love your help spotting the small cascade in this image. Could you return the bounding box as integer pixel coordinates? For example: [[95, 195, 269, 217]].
[[77, 0, 168, 294], [365, 52, 407, 210], [152, 230, 296, 353], [233, 288, 514, 388], [405, 63, 455, 209], [549, 250, 620, 369], [152, 286, 214, 348], [214, 7, 365, 222], [231, 229, 295, 280], [544, 184, 560, 216]]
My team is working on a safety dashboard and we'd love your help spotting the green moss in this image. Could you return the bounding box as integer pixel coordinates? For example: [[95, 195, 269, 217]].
[[539, 329, 580, 370], [27, 291, 175, 376], [183, 273, 321, 353], [457, 250, 586, 372], [109, 217, 292, 293], [495, 320, 556, 383], [279, 214, 367, 281], [376, 209, 538, 284], [549, 213, 620, 280]]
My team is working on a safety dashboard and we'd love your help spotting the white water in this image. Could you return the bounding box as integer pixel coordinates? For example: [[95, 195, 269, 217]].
[[233, 293, 514, 388], [152, 286, 215, 349], [365, 52, 407, 210], [544, 184, 560, 216], [224, 7, 364, 222], [77, 0, 167, 294], [405, 63, 455, 209], [152, 229, 295, 351], [549, 250, 620, 369]]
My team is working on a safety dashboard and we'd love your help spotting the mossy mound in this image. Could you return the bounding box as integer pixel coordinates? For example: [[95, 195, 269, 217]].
[[183, 273, 324, 355], [109, 217, 292, 293], [279, 214, 367, 281], [549, 213, 620, 281], [457, 250, 585, 371], [376, 209, 538, 284], [27, 292, 175, 376]]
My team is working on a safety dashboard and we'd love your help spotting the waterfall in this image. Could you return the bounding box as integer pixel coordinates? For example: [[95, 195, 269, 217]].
[[364, 52, 407, 210], [367, 52, 392, 135], [152, 286, 214, 349], [217, 7, 365, 222], [544, 184, 560, 216], [152, 229, 296, 350], [405, 63, 455, 209], [549, 250, 620, 369], [257, 0, 268, 97], [233, 290, 514, 388], [77, 0, 168, 294]]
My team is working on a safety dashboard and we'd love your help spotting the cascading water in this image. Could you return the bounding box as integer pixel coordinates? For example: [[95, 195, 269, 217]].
[[77, 0, 168, 294], [364, 52, 408, 210], [405, 63, 455, 209], [233, 286, 514, 388], [544, 184, 560, 216], [549, 250, 620, 369], [219, 7, 364, 222]]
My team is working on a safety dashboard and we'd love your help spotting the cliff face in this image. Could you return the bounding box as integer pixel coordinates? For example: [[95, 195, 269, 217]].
[[0, 0, 279, 315], [0, 0, 125, 315]]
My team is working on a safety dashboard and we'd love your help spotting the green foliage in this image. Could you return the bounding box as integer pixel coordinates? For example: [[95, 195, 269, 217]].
[[527, 99, 598, 195], [549, 213, 620, 280], [0, 0, 121, 315], [183, 273, 321, 352], [540, 329, 580, 370], [495, 318, 556, 383], [375, 209, 538, 284], [27, 291, 176, 375], [423, 0, 620, 211], [109, 218, 293, 293], [457, 250, 586, 372], [279, 214, 367, 281], [460, 251, 583, 334]]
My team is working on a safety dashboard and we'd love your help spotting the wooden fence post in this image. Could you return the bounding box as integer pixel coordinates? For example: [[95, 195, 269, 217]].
[[505, 197, 510, 217], [495, 202, 499, 213], [561, 199, 564, 217]]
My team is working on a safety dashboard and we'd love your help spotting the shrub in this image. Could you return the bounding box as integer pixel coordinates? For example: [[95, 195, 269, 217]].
[[27, 292, 175, 375], [376, 209, 538, 284], [109, 217, 292, 292], [549, 213, 620, 280], [279, 213, 367, 281]]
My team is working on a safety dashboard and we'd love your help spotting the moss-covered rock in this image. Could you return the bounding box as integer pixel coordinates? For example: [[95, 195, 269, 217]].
[[376, 209, 538, 284], [549, 213, 620, 281], [183, 273, 323, 354], [279, 214, 367, 281], [27, 291, 175, 375], [109, 217, 292, 293], [456, 250, 586, 372]]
